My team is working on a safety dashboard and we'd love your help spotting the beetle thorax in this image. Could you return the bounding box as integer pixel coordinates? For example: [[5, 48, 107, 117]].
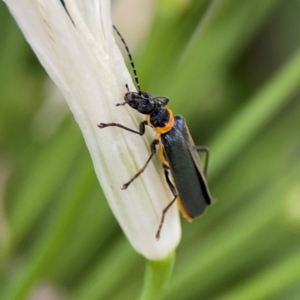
[[149, 102, 171, 128]]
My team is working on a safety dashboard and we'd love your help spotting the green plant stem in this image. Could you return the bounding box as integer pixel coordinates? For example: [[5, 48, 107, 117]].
[[141, 252, 175, 300]]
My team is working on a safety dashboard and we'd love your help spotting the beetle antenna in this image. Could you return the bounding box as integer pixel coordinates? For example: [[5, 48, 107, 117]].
[[113, 25, 141, 95]]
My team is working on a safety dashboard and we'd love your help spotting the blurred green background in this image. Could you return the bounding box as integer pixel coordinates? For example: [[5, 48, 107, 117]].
[[1, 0, 300, 299]]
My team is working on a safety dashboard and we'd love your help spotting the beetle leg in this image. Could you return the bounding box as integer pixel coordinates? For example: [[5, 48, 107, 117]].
[[98, 120, 147, 136], [195, 146, 209, 176], [155, 169, 178, 240], [121, 139, 159, 190], [154, 96, 169, 106]]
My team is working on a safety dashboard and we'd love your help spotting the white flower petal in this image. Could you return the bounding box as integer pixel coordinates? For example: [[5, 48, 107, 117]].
[[4, 0, 181, 260]]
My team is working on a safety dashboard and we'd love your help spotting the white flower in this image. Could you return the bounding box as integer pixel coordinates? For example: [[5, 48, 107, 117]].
[[4, 0, 181, 260]]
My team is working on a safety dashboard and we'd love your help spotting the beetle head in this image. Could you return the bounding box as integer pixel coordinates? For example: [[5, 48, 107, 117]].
[[123, 91, 156, 114]]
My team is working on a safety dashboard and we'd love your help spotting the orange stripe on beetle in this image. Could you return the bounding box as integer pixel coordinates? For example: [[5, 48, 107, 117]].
[[177, 196, 193, 221]]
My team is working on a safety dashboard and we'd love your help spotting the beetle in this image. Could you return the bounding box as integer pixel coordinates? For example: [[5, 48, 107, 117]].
[[98, 25, 213, 239]]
